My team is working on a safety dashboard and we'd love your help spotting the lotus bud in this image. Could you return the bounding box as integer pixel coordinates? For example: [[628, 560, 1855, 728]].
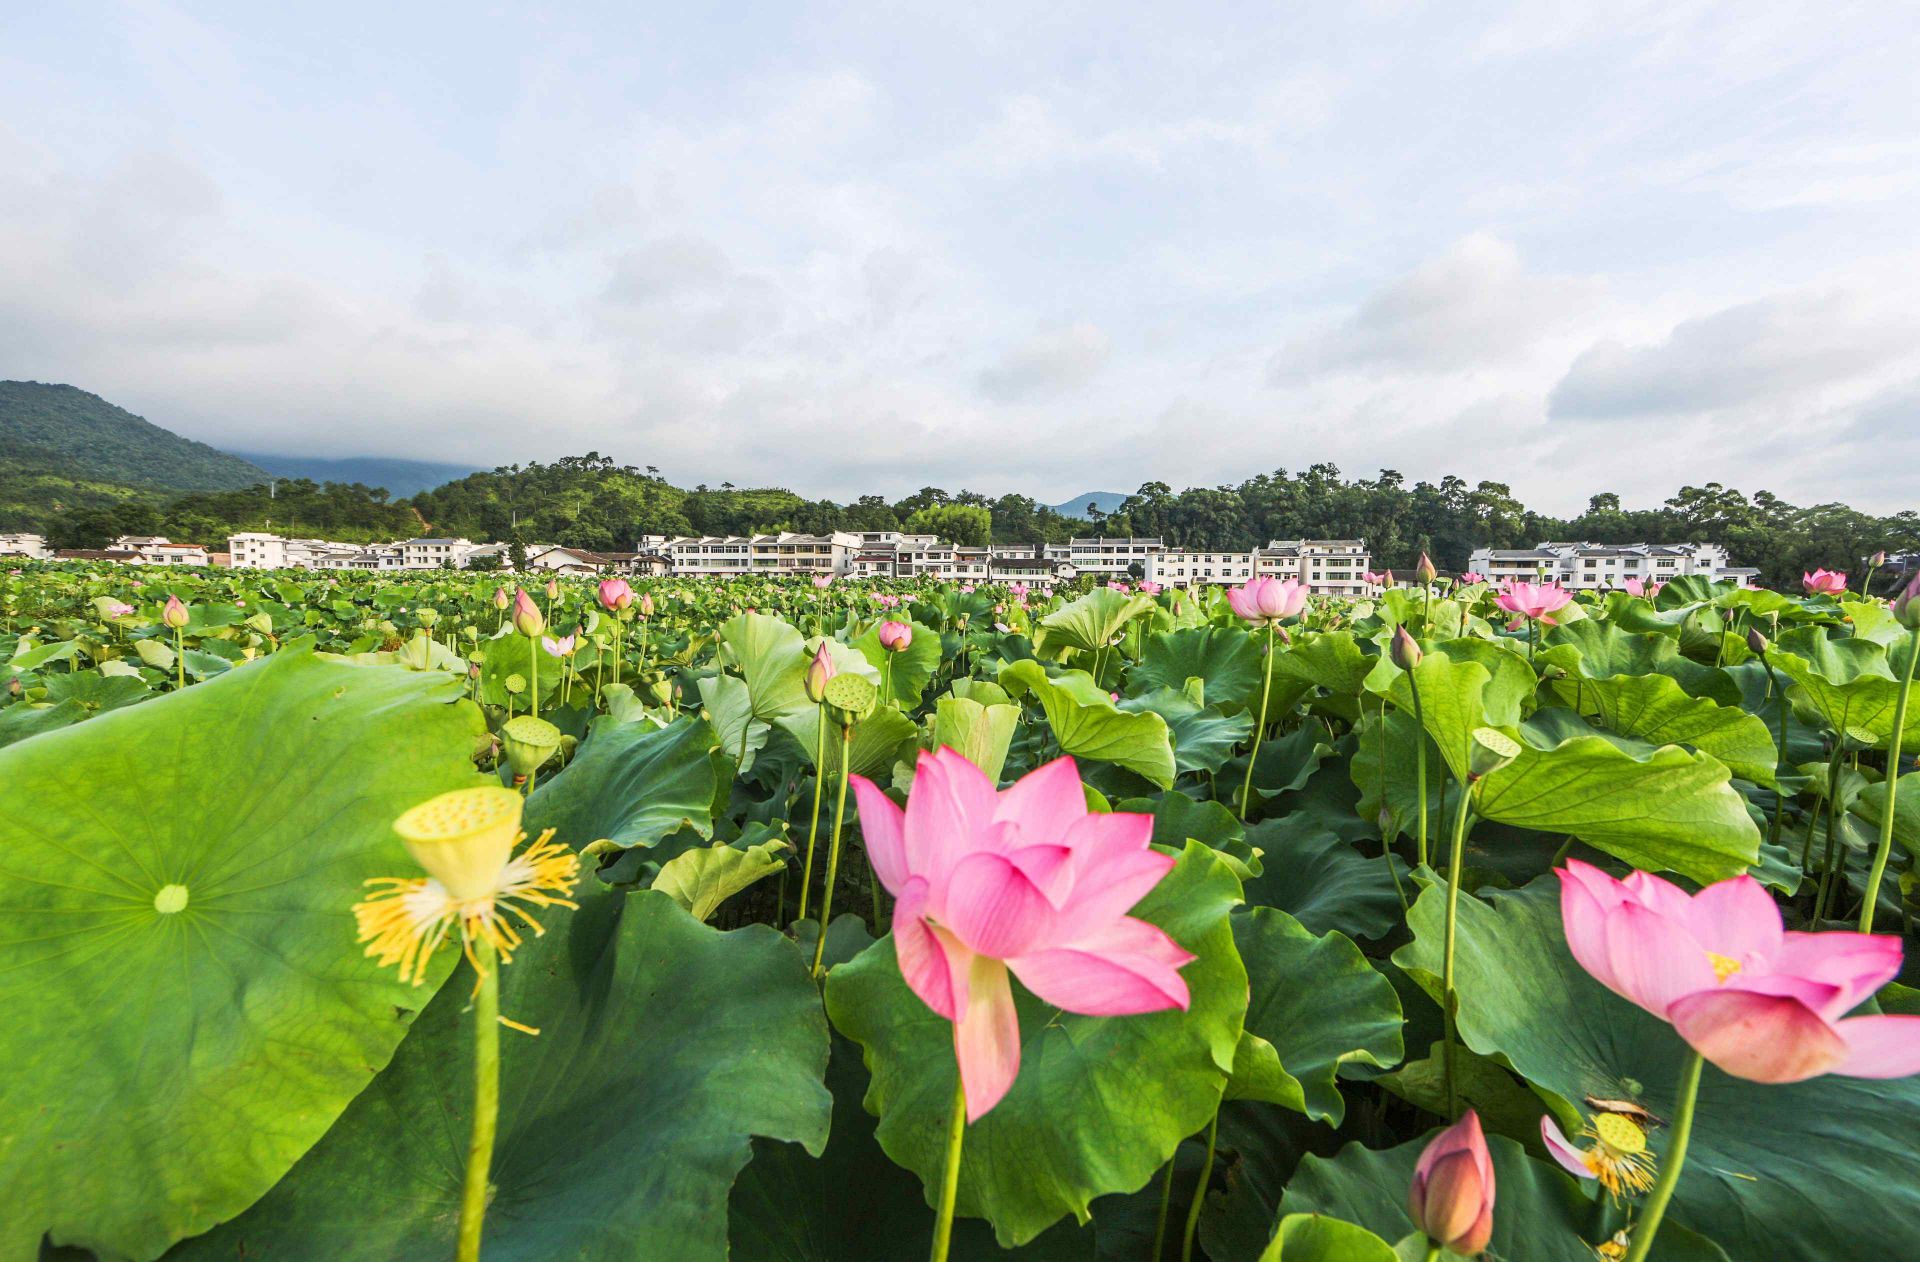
[[1894, 572, 1920, 629], [500, 715, 563, 779], [1390, 625, 1423, 671], [162, 594, 189, 629], [878, 620, 913, 652], [1871, 550, 1888, 567], [493, 587, 510, 610], [805, 642, 837, 702], [544, 577, 560, 600], [639, 593, 655, 618], [511, 588, 545, 638], [1408, 1110, 1495, 1256], [391, 786, 524, 901], [1416, 551, 1438, 585], [246, 612, 274, 635], [598, 577, 633, 611], [417, 607, 440, 628], [1747, 626, 1771, 655]]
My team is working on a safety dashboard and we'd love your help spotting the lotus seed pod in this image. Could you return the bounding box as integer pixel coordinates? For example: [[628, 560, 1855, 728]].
[[1468, 726, 1522, 779], [417, 607, 440, 628], [504, 672, 527, 695], [823, 672, 877, 720], [500, 715, 563, 778], [391, 786, 523, 901]]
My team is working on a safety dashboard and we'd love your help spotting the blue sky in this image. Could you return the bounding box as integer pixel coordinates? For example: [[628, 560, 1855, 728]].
[[3, 1, 1916, 514]]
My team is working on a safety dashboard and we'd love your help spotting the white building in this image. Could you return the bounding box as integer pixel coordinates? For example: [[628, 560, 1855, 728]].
[[398, 537, 479, 569], [1048, 537, 1165, 576], [229, 532, 484, 571], [228, 532, 360, 570], [110, 536, 210, 566], [1144, 539, 1372, 595], [0, 532, 49, 559], [635, 531, 861, 577], [1467, 541, 1758, 590]]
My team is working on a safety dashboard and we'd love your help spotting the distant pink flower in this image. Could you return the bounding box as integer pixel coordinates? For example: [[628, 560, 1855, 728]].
[[1138, 581, 1163, 595], [1558, 859, 1920, 1083], [851, 750, 1193, 1119], [812, 575, 834, 589], [1458, 572, 1485, 586], [638, 592, 655, 618], [1109, 581, 1131, 593], [106, 601, 135, 618], [878, 620, 913, 652], [959, 583, 976, 593], [1226, 576, 1308, 626], [598, 577, 634, 611], [1621, 577, 1664, 598], [1008, 582, 1030, 600], [1407, 1110, 1494, 1256], [1493, 579, 1572, 626], [1361, 570, 1389, 587], [541, 634, 576, 658], [1802, 568, 1847, 595]]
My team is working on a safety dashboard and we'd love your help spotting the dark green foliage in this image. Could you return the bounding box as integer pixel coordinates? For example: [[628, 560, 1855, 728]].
[[0, 380, 265, 494]]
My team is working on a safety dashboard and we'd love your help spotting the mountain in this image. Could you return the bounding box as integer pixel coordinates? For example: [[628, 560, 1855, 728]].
[[1045, 491, 1129, 519], [231, 453, 481, 499], [0, 381, 268, 492]]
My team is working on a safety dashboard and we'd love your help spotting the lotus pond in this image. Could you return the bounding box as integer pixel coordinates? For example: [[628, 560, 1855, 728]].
[[3, 563, 1918, 1262]]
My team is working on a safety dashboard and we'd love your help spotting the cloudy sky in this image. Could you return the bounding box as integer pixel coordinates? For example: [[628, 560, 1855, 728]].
[[3, 2, 1917, 515]]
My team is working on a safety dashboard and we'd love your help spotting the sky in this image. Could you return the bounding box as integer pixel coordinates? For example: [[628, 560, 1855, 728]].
[[2, 1, 1917, 516]]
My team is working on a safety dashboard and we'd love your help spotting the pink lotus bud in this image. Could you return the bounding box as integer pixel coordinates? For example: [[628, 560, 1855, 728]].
[[493, 587, 510, 610], [1893, 572, 1920, 629], [638, 593, 655, 618], [512, 588, 546, 638], [598, 577, 634, 611], [162, 594, 190, 629], [544, 577, 560, 600], [804, 642, 837, 702], [1391, 625, 1423, 670], [1747, 626, 1770, 654], [1870, 551, 1888, 567], [878, 620, 913, 652], [1408, 1111, 1495, 1256], [812, 574, 833, 589], [1416, 551, 1438, 584]]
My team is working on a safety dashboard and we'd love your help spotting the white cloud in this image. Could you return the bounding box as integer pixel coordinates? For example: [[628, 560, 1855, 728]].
[[977, 324, 1112, 401]]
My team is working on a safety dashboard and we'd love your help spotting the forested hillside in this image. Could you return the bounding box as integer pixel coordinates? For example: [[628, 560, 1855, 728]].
[[0, 381, 266, 492]]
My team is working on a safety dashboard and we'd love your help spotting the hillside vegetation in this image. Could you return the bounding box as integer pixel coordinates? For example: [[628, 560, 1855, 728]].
[[0, 381, 266, 493]]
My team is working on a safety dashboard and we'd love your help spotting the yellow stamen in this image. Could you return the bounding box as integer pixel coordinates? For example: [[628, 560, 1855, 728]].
[[1579, 1114, 1657, 1199], [1707, 951, 1743, 983]]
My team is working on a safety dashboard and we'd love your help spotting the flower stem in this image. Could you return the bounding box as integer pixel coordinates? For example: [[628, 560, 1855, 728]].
[[1861, 629, 1918, 932], [1151, 1157, 1176, 1260], [1622, 1049, 1704, 1262], [456, 937, 500, 1262], [811, 721, 855, 977], [1440, 779, 1475, 1117], [1179, 1110, 1219, 1262], [929, 1069, 967, 1262], [1410, 675, 1429, 869], [797, 704, 827, 922], [174, 626, 185, 691], [529, 640, 539, 723], [1238, 623, 1275, 821]]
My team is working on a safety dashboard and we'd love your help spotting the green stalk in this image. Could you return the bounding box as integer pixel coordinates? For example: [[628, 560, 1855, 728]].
[[455, 937, 501, 1262], [1151, 1158, 1177, 1261], [1410, 675, 1429, 868], [1860, 629, 1919, 932], [811, 721, 856, 977], [529, 639, 539, 723], [1441, 780, 1474, 1118], [1179, 1111, 1219, 1262], [928, 1070, 968, 1262], [1622, 1050, 1704, 1262], [173, 626, 185, 691], [797, 705, 828, 921], [1762, 653, 1787, 847], [1238, 623, 1276, 821]]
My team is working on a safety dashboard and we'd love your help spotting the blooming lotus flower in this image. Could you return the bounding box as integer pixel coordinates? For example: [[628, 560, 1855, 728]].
[[1226, 576, 1308, 626], [850, 749, 1195, 1120], [813, 575, 834, 589], [959, 583, 975, 593], [1621, 577, 1664, 598], [1109, 581, 1131, 593], [1008, 582, 1030, 600], [878, 620, 913, 652], [511, 588, 545, 637], [1361, 570, 1388, 587], [106, 601, 135, 618], [1802, 568, 1847, 595], [1493, 579, 1572, 625], [597, 578, 633, 611], [1558, 859, 1920, 1082], [1540, 1110, 1656, 1201], [1139, 581, 1163, 595], [1459, 572, 1485, 585], [541, 634, 576, 658], [1407, 1110, 1494, 1256]]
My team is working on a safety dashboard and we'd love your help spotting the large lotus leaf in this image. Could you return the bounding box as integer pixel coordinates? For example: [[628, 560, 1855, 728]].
[[1129, 626, 1261, 712], [854, 619, 943, 708], [1256, 1214, 1399, 1262], [701, 672, 772, 772], [526, 714, 718, 850], [1474, 709, 1761, 883], [1541, 618, 1738, 704], [654, 836, 788, 922], [1002, 660, 1176, 788], [932, 695, 1021, 782], [1272, 629, 1374, 698], [1119, 686, 1251, 774], [41, 669, 153, 715], [1349, 705, 1446, 846], [776, 702, 920, 780], [729, 1039, 1096, 1261], [1370, 649, 1529, 780], [1550, 669, 1779, 785], [719, 612, 814, 722], [1773, 625, 1920, 748], [1241, 815, 1409, 941], [0, 645, 488, 1261], [1115, 793, 1262, 880], [1038, 588, 1157, 654], [1231, 723, 1332, 806], [824, 842, 1247, 1246], [478, 631, 559, 707], [1226, 909, 1403, 1124], [174, 890, 831, 1260], [1281, 1132, 1730, 1262], [1850, 769, 1920, 859], [1394, 875, 1920, 1260]]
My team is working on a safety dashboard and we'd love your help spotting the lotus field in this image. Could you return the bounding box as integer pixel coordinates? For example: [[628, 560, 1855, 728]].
[[6, 560, 1920, 1262]]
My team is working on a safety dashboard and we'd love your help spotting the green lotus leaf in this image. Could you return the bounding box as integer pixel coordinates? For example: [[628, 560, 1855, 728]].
[[1256, 1213, 1401, 1262], [824, 842, 1246, 1246], [1241, 815, 1409, 942], [701, 671, 772, 772], [0, 644, 487, 1261], [1550, 670, 1779, 785], [854, 618, 942, 708], [525, 714, 719, 850], [173, 891, 831, 1260], [1001, 660, 1176, 788], [1225, 908, 1403, 1124], [932, 695, 1022, 781], [1130, 626, 1262, 712], [1393, 875, 1920, 1261], [1119, 686, 1252, 775], [654, 835, 789, 922], [1038, 588, 1156, 655], [1773, 626, 1920, 750]]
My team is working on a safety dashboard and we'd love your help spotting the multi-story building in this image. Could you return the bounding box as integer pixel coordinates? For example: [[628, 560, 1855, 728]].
[[398, 537, 480, 569], [1144, 539, 1372, 595], [0, 532, 49, 559], [110, 536, 210, 566], [636, 531, 861, 577], [1467, 541, 1758, 590], [1053, 537, 1166, 576]]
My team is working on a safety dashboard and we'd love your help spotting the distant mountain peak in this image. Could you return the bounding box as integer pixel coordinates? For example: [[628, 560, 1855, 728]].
[[1045, 491, 1129, 518]]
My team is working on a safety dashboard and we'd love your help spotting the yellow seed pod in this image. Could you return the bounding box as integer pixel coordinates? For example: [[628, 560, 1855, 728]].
[[393, 786, 524, 900], [1593, 1112, 1647, 1156]]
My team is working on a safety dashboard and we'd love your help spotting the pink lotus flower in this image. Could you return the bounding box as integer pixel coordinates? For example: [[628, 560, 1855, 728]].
[[1407, 1110, 1494, 1256], [878, 620, 913, 652], [959, 583, 976, 593], [1416, 552, 1438, 585], [106, 601, 135, 618], [1008, 582, 1030, 600], [1139, 581, 1163, 595], [540, 633, 576, 658], [1558, 859, 1920, 1083], [544, 577, 560, 600], [638, 593, 655, 618], [812, 575, 834, 589], [1802, 568, 1847, 595], [1226, 576, 1308, 626], [493, 587, 510, 610], [1493, 579, 1572, 625], [1109, 581, 1131, 593], [598, 578, 634, 611], [1361, 570, 1389, 587], [1621, 577, 1664, 598], [161, 594, 189, 629], [851, 749, 1194, 1119], [1458, 572, 1485, 586], [804, 641, 836, 702]]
